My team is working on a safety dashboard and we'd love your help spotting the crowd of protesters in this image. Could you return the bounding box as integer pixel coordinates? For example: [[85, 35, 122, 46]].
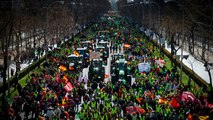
[[3, 17, 212, 120]]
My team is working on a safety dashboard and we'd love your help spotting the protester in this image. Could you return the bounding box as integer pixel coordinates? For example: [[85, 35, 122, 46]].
[[5, 16, 212, 120]]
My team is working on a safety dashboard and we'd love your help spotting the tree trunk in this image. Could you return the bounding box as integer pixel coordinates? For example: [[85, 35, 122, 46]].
[[33, 25, 36, 49], [192, 29, 195, 55], [207, 68, 213, 92], [2, 47, 8, 113], [15, 32, 21, 88]]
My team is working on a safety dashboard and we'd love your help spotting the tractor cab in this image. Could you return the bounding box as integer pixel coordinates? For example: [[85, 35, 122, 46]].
[[111, 57, 131, 84], [96, 45, 108, 65], [97, 40, 109, 57], [80, 41, 93, 50], [77, 47, 90, 67], [89, 59, 105, 82], [67, 54, 79, 70]]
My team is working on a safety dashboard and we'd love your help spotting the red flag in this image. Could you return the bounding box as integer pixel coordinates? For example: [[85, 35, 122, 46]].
[[64, 82, 73, 92], [69, 66, 74, 71], [170, 98, 180, 108], [188, 113, 193, 120], [56, 74, 60, 83], [134, 106, 146, 114]]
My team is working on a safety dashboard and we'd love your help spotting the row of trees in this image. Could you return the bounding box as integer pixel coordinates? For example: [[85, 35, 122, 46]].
[[0, 0, 110, 112], [117, 0, 213, 91]]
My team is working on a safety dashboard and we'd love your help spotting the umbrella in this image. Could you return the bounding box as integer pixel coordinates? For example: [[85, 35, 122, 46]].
[[126, 106, 146, 115], [181, 91, 196, 103]]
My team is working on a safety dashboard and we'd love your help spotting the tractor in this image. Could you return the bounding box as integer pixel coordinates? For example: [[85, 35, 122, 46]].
[[97, 40, 109, 57], [67, 54, 80, 71], [111, 56, 131, 84], [77, 47, 90, 68], [88, 59, 105, 82], [95, 45, 108, 65]]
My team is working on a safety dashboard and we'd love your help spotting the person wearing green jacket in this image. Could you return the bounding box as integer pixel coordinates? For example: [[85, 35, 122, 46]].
[[93, 110, 99, 119], [83, 102, 89, 110], [155, 104, 162, 119], [90, 100, 97, 110]]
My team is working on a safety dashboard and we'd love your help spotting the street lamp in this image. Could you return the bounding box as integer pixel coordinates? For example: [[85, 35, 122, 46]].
[[164, 0, 184, 83], [45, 1, 64, 59]]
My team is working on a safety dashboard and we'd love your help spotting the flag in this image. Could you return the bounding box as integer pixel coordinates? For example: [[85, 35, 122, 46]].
[[59, 65, 67, 72], [69, 66, 74, 71], [53, 57, 57, 62], [64, 92, 69, 100], [187, 113, 193, 120], [64, 82, 73, 92], [134, 106, 146, 114], [158, 98, 168, 104], [74, 50, 80, 57], [56, 74, 60, 83], [45, 74, 52, 79], [63, 75, 69, 83], [199, 115, 209, 120], [170, 98, 180, 108], [156, 58, 165, 67], [105, 74, 109, 78], [61, 98, 66, 107], [204, 99, 213, 108], [136, 98, 143, 103]]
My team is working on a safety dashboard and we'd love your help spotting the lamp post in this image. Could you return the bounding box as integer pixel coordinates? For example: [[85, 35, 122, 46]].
[[44, 1, 64, 59], [164, 0, 184, 83]]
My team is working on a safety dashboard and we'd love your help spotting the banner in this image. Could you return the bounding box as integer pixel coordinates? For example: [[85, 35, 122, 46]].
[[138, 63, 150, 73], [64, 82, 73, 92]]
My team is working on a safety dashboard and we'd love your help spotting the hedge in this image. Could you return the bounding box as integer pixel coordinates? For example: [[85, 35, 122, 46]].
[[150, 37, 209, 90], [0, 56, 45, 93]]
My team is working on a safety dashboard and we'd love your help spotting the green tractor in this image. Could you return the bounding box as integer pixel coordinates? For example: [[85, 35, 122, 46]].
[[111, 56, 131, 84], [88, 59, 105, 82], [96, 45, 108, 65], [97, 40, 109, 58]]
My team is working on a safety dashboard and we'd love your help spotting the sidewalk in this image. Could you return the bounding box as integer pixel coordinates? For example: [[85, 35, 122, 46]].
[[152, 34, 213, 86]]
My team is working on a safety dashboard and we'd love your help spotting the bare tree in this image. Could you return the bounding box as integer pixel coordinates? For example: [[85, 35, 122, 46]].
[[0, 7, 16, 114]]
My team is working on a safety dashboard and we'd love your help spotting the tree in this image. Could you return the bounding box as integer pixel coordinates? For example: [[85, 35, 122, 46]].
[[0, 6, 16, 115]]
